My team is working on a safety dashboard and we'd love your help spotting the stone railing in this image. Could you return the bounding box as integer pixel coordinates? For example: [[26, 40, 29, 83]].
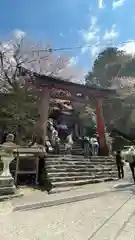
[[13, 146, 46, 184], [0, 146, 46, 185]]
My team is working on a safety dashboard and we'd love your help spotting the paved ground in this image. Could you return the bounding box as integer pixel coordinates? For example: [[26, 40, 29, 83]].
[[0, 188, 135, 239], [11, 162, 132, 211], [12, 181, 119, 211], [0, 162, 135, 239]]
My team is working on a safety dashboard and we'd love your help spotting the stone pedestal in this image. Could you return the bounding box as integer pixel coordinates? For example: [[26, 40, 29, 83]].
[[0, 153, 16, 196], [0, 176, 16, 195]]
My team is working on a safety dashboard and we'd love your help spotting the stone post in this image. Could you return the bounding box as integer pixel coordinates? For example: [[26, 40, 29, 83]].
[[95, 99, 109, 156], [1, 152, 14, 177], [0, 134, 17, 195]]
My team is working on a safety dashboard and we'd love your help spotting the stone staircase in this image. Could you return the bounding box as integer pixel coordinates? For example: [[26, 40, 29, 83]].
[[46, 155, 117, 188], [60, 142, 84, 155]]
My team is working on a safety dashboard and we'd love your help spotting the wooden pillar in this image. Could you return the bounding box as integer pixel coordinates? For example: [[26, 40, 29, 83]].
[[74, 123, 79, 139], [37, 87, 50, 145], [95, 99, 109, 156]]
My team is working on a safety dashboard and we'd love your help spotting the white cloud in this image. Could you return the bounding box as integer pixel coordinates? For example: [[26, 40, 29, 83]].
[[98, 0, 105, 9], [80, 15, 111, 60], [119, 40, 135, 55], [80, 15, 119, 64], [81, 45, 89, 54], [68, 56, 78, 66], [112, 0, 125, 9], [80, 16, 100, 57], [103, 24, 119, 41], [57, 64, 88, 84], [81, 16, 99, 43], [13, 29, 26, 40], [91, 45, 100, 58], [67, 67, 88, 84]]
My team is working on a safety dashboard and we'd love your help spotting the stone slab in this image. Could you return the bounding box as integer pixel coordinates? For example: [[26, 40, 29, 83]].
[[0, 186, 16, 196], [0, 192, 23, 201], [0, 176, 14, 187], [12, 181, 122, 212]]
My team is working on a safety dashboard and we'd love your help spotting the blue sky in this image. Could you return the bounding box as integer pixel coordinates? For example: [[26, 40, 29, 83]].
[[0, 0, 135, 72]]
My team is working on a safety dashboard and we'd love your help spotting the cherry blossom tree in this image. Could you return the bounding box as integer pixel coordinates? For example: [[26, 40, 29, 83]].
[[0, 31, 88, 93], [0, 31, 88, 142], [0, 33, 38, 141]]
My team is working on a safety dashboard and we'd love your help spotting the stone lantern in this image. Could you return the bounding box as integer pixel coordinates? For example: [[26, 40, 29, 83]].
[[0, 133, 17, 195]]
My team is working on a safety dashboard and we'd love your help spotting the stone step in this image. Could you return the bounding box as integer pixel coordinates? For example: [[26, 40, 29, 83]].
[[47, 167, 117, 173], [48, 171, 117, 178], [47, 154, 114, 159], [61, 148, 83, 151], [90, 159, 115, 163], [60, 153, 84, 156], [60, 147, 82, 149], [46, 162, 116, 168], [46, 156, 115, 161], [51, 177, 118, 187], [45, 154, 117, 190], [47, 170, 117, 176], [47, 167, 117, 175], [49, 173, 117, 182], [60, 151, 84, 155], [46, 159, 116, 165], [60, 143, 81, 145], [46, 165, 95, 170], [47, 167, 116, 174], [0, 186, 16, 195], [60, 148, 84, 153]]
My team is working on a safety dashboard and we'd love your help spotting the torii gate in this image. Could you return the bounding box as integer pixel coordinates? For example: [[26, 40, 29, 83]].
[[28, 73, 116, 156]]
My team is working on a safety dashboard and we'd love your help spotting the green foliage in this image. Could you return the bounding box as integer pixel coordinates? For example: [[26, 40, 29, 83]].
[[0, 84, 39, 143], [78, 105, 97, 136], [86, 47, 130, 88], [118, 57, 135, 78], [85, 47, 135, 135]]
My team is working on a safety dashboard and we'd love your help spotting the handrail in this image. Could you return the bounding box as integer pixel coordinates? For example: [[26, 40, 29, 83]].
[[0, 145, 46, 154], [112, 128, 135, 145]]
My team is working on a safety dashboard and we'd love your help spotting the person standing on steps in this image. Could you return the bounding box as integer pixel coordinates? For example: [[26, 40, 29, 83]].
[[126, 146, 135, 183], [116, 150, 124, 179], [83, 136, 91, 158], [65, 132, 73, 156], [90, 135, 99, 156], [54, 132, 60, 155]]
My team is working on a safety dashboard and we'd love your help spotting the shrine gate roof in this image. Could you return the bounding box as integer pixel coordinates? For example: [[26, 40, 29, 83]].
[[31, 72, 116, 100]]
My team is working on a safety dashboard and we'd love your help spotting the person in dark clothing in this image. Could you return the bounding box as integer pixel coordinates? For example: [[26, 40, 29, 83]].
[[54, 135, 60, 155], [1, 132, 7, 144], [129, 162, 135, 183], [127, 147, 135, 183], [83, 136, 92, 158], [116, 150, 124, 179]]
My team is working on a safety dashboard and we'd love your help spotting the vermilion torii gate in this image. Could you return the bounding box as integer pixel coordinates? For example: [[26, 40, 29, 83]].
[[29, 73, 116, 156]]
